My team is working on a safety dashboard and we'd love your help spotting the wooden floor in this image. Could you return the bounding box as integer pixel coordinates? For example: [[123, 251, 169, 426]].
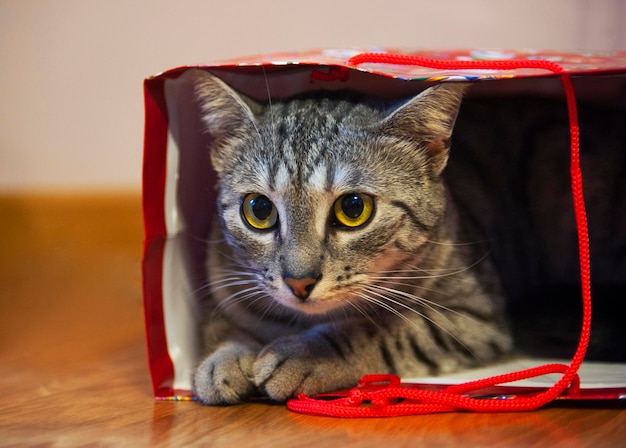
[[1, 193, 625, 447]]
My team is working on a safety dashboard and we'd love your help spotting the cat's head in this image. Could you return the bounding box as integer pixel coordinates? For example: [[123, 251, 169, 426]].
[[195, 70, 466, 316]]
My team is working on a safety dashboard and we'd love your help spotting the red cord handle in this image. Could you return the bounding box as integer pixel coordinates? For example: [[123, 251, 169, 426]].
[[348, 52, 567, 74], [288, 52, 592, 417]]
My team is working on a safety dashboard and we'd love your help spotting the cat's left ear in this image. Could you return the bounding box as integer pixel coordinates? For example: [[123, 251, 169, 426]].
[[191, 70, 263, 174], [377, 83, 468, 176]]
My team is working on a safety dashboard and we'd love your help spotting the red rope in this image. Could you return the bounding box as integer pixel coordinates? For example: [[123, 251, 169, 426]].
[[287, 52, 592, 417], [347, 52, 566, 74]]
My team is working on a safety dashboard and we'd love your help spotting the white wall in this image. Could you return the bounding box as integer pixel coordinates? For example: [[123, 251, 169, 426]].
[[1, 0, 624, 191]]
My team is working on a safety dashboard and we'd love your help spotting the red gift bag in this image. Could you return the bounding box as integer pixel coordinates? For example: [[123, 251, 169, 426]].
[[142, 49, 626, 413]]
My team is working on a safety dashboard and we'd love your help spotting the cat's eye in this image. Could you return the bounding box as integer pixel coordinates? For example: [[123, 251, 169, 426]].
[[333, 193, 374, 228], [241, 193, 278, 230]]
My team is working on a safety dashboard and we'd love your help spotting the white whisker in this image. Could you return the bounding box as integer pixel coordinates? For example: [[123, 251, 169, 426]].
[[370, 278, 452, 296], [261, 65, 277, 154], [368, 252, 489, 282], [216, 285, 263, 306], [361, 284, 474, 355], [351, 298, 392, 330], [206, 279, 260, 295], [368, 284, 451, 319], [354, 290, 441, 354]]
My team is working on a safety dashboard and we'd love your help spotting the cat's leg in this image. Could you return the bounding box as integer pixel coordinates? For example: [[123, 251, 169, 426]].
[[252, 321, 387, 402], [192, 334, 262, 405], [252, 313, 511, 402]]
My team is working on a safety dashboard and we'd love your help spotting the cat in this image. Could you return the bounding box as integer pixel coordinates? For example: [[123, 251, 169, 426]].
[[190, 70, 514, 405]]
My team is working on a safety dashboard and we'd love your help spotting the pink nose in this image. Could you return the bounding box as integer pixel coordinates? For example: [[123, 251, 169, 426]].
[[284, 277, 318, 301]]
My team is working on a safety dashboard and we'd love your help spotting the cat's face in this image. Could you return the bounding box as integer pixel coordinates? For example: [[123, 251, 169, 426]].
[[195, 71, 465, 316]]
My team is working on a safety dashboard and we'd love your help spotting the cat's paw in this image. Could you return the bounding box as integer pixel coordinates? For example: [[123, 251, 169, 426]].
[[192, 342, 258, 405], [253, 335, 357, 402]]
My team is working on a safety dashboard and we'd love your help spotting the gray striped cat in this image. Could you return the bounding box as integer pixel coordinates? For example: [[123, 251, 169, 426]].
[[191, 71, 512, 405]]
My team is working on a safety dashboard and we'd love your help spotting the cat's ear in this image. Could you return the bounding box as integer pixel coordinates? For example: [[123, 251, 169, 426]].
[[192, 70, 262, 173], [377, 83, 468, 176]]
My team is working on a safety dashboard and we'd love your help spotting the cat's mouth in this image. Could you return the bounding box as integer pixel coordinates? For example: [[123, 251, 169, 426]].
[[290, 300, 340, 316], [275, 281, 360, 316]]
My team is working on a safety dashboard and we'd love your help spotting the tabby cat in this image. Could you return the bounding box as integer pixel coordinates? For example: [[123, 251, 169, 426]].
[[191, 70, 626, 405], [190, 71, 514, 405]]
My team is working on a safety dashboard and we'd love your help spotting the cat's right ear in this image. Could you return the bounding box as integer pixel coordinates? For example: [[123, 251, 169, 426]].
[[376, 83, 468, 176], [192, 70, 261, 173]]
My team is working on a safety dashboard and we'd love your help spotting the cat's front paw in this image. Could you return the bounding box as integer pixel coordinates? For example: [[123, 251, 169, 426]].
[[253, 335, 358, 402], [192, 342, 259, 405]]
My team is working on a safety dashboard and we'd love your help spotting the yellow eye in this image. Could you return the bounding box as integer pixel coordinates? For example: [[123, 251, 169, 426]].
[[241, 193, 278, 230], [333, 193, 374, 228]]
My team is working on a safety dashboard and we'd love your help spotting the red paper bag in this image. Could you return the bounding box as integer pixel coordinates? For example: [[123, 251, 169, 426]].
[[142, 48, 626, 402]]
